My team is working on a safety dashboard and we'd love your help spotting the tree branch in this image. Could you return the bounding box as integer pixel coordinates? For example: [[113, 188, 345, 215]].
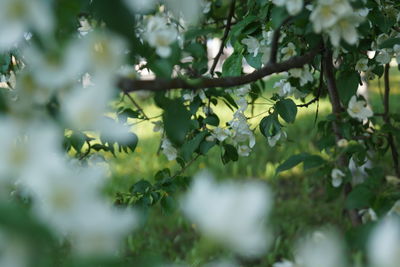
[[323, 47, 361, 226], [384, 64, 400, 177], [209, 0, 236, 76], [118, 44, 322, 92]]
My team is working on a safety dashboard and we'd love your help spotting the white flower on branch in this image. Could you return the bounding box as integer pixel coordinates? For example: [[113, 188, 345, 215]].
[[181, 171, 272, 257], [331, 168, 345, 187], [145, 16, 178, 58], [347, 95, 373, 121], [161, 137, 178, 161], [355, 58, 369, 72]]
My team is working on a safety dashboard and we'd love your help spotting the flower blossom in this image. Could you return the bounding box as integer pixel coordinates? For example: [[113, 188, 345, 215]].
[[347, 95, 373, 121], [331, 168, 345, 187], [272, 0, 304, 16], [181, 171, 272, 256], [161, 138, 178, 161], [144, 16, 178, 58]]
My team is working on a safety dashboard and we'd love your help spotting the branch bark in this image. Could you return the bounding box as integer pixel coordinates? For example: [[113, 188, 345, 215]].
[[323, 48, 361, 226], [118, 45, 322, 92], [209, 0, 236, 76], [384, 64, 400, 177]]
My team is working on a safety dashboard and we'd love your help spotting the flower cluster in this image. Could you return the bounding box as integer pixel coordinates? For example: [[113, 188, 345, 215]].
[[144, 15, 178, 58], [310, 0, 364, 46]]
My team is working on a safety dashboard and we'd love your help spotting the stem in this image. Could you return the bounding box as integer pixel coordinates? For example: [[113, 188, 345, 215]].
[[323, 48, 361, 226], [124, 92, 150, 120], [209, 0, 236, 76], [383, 64, 400, 177]]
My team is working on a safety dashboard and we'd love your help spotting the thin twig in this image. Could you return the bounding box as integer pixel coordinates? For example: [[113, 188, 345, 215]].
[[209, 0, 236, 76], [172, 154, 201, 178], [124, 92, 149, 120], [383, 64, 400, 177]]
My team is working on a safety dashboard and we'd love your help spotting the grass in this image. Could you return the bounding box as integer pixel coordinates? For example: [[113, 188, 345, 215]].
[[105, 69, 400, 266]]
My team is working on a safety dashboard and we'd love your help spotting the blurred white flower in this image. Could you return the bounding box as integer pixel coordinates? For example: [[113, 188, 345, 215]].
[[268, 130, 287, 147], [161, 138, 178, 161], [260, 46, 272, 64], [388, 200, 400, 216], [274, 79, 294, 98], [165, 0, 203, 25], [272, 259, 295, 267], [242, 37, 260, 57], [238, 145, 251, 157], [181, 172, 272, 257], [355, 58, 369, 72], [281, 42, 297, 61], [336, 138, 348, 148], [272, 0, 303, 15], [347, 95, 373, 121], [331, 168, 345, 187], [124, 0, 157, 14], [0, 0, 53, 51], [368, 217, 400, 267], [295, 230, 346, 267], [359, 208, 378, 224], [375, 50, 392, 65], [211, 127, 230, 142], [145, 16, 178, 57], [289, 65, 314, 86]]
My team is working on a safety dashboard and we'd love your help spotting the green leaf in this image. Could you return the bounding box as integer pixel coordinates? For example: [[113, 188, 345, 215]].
[[259, 114, 281, 137], [131, 180, 152, 195], [181, 132, 207, 161], [276, 99, 297, 123], [336, 71, 360, 104], [203, 114, 220, 126], [303, 155, 325, 170], [163, 99, 192, 146], [271, 6, 288, 29], [276, 153, 309, 174], [229, 15, 258, 41], [245, 53, 262, 69], [345, 185, 373, 209], [221, 144, 238, 164], [222, 53, 243, 77], [379, 37, 400, 49], [199, 140, 216, 155]]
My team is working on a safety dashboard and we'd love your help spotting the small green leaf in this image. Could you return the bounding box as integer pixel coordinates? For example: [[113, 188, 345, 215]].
[[276, 99, 297, 123], [345, 185, 373, 209], [276, 153, 309, 174], [259, 114, 281, 137], [163, 99, 191, 146], [336, 71, 360, 104], [222, 53, 243, 77], [181, 132, 207, 161], [203, 114, 220, 126]]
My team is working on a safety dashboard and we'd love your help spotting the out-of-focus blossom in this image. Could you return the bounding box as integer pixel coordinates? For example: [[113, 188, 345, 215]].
[[78, 17, 92, 36], [295, 230, 346, 267], [355, 58, 369, 72], [272, 0, 303, 16], [237, 145, 251, 157], [281, 42, 297, 61], [0, 0, 53, 51], [347, 95, 373, 121], [272, 259, 295, 267], [144, 16, 178, 58], [211, 127, 230, 142], [331, 168, 345, 187], [388, 200, 400, 216], [336, 138, 348, 148], [124, 0, 157, 14], [161, 138, 178, 161], [359, 208, 378, 224], [181, 172, 272, 257], [267, 130, 286, 147], [242, 37, 260, 57], [274, 79, 294, 98], [289, 65, 314, 86], [376, 50, 392, 65], [368, 217, 400, 267]]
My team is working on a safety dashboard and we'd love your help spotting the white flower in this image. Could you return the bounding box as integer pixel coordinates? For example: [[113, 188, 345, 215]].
[[359, 208, 378, 224], [355, 58, 369, 72], [388, 200, 400, 216], [242, 37, 260, 57], [124, 0, 157, 13], [347, 95, 373, 121], [238, 145, 251, 157], [295, 230, 346, 267], [327, 13, 362, 46], [181, 172, 272, 256], [274, 79, 294, 97], [331, 168, 345, 187], [281, 42, 297, 61], [268, 130, 287, 147], [368, 217, 400, 267], [260, 46, 272, 64], [273, 260, 295, 267], [161, 138, 178, 161], [211, 127, 230, 142], [336, 138, 348, 148], [289, 65, 314, 86], [272, 0, 304, 16], [310, 0, 352, 33], [145, 16, 178, 57], [202, 1, 212, 14], [375, 50, 392, 65], [0, 0, 53, 51]]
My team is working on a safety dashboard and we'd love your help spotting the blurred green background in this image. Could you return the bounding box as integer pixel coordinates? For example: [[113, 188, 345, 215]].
[[106, 68, 400, 266]]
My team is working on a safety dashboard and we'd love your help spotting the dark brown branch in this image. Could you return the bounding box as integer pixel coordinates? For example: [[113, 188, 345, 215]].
[[209, 0, 236, 76], [383, 64, 400, 177], [323, 47, 361, 226], [270, 17, 292, 64], [118, 44, 322, 92], [297, 59, 324, 108]]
